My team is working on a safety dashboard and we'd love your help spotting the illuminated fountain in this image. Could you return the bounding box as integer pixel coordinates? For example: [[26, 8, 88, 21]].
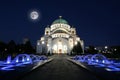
[[73, 54, 120, 71], [12, 54, 32, 64], [91, 54, 110, 64], [0, 54, 48, 71], [6, 55, 12, 64], [83, 54, 93, 64]]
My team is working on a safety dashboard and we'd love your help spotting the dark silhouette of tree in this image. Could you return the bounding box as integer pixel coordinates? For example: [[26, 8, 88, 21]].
[[0, 41, 7, 59], [15, 44, 24, 53], [76, 42, 83, 54], [71, 45, 76, 55], [7, 40, 16, 54], [23, 41, 35, 53], [0, 39, 36, 57], [105, 46, 120, 58], [0, 41, 6, 53], [86, 46, 98, 54], [71, 41, 83, 55]]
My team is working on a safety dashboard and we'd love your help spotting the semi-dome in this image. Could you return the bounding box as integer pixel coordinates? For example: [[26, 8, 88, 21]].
[[52, 16, 68, 24]]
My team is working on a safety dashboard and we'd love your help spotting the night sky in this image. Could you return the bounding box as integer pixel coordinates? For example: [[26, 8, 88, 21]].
[[0, 0, 120, 46]]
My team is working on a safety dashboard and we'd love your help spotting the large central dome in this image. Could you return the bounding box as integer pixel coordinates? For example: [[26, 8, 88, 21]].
[[52, 16, 68, 24]]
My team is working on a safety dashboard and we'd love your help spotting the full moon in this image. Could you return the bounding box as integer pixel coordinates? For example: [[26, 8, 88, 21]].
[[30, 11, 39, 20]]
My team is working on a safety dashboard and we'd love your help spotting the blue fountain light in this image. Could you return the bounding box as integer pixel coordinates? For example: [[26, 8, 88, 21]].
[[96, 59, 99, 63], [16, 59, 19, 63], [0, 54, 48, 71], [27, 58, 30, 61], [102, 60, 105, 63], [1, 65, 15, 70], [73, 54, 120, 72], [22, 57, 25, 62], [106, 65, 120, 71], [6, 56, 11, 64]]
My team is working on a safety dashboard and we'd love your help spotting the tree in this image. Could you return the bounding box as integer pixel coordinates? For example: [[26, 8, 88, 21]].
[[86, 46, 98, 54], [76, 42, 83, 54], [23, 41, 35, 53], [0, 41, 7, 58], [108, 46, 120, 58], [71, 41, 83, 55], [71, 45, 77, 55], [0, 41, 6, 53], [7, 40, 16, 54]]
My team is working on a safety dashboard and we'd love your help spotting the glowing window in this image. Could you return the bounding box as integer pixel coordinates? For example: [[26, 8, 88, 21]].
[[42, 41, 44, 44]]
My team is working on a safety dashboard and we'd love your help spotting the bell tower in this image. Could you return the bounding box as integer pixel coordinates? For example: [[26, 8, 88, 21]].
[[45, 26, 50, 35]]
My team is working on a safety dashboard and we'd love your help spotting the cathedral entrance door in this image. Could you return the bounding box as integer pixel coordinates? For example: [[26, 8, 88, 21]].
[[59, 49, 62, 54]]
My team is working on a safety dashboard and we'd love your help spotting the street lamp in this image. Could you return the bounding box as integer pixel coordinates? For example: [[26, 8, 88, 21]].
[[5, 48, 7, 51], [105, 46, 108, 53], [105, 46, 108, 49]]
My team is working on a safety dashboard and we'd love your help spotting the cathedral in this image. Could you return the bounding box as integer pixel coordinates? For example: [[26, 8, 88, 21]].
[[36, 16, 84, 54]]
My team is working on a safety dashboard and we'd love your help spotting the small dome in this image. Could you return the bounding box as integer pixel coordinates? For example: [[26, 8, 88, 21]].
[[52, 16, 68, 24]]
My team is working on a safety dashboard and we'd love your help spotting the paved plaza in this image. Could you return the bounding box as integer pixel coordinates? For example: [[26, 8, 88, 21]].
[[21, 55, 100, 80]]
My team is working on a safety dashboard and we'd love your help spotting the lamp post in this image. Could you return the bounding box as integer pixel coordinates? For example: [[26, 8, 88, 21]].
[[105, 46, 108, 53]]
